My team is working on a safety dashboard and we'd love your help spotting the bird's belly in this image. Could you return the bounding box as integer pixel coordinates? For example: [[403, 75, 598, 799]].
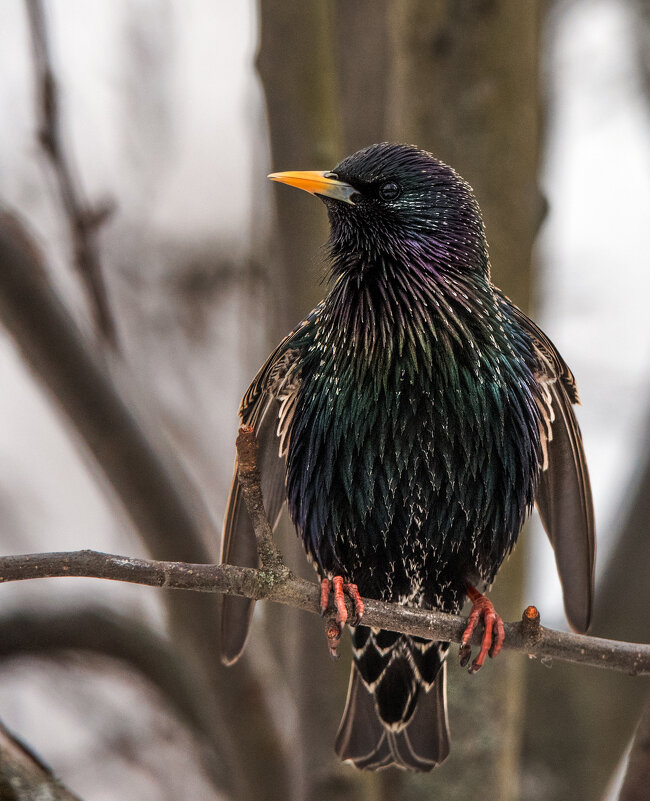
[[286, 356, 541, 612]]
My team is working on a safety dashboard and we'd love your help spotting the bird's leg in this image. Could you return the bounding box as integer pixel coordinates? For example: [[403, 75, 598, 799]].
[[320, 577, 365, 658], [459, 584, 505, 674]]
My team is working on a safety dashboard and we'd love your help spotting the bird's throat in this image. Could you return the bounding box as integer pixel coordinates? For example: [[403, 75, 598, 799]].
[[322, 254, 495, 368]]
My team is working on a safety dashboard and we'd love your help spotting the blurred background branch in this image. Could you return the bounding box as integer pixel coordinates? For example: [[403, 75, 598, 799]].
[[0, 607, 215, 745], [24, 0, 118, 350], [0, 719, 83, 801]]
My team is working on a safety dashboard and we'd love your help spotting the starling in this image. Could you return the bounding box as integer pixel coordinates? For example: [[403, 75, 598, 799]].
[[220, 143, 595, 771]]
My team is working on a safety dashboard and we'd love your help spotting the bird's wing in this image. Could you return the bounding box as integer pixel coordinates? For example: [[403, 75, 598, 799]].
[[498, 292, 595, 632], [220, 307, 319, 664]]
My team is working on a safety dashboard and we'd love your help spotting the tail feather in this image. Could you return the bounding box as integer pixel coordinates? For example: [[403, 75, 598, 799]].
[[335, 629, 450, 771]]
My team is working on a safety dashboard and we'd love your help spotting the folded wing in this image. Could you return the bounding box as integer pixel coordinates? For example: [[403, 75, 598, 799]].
[[499, 294, 595, 632], [220, 310, 315, 664]]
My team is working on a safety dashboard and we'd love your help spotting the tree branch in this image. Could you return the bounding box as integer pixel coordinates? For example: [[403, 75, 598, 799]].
[[236, 426, 290, 574], [24, 0, 118, 349], [0, 548, 647, 675]]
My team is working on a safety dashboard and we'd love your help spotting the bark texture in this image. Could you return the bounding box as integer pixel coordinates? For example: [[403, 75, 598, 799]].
[[386, 0, 542, 310]]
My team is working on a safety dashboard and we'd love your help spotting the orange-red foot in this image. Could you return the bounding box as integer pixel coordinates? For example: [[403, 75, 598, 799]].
[[459, 584, 505, 674], [320, 577, 365, 658]]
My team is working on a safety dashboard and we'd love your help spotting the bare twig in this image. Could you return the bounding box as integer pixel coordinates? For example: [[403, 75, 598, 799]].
[[236, 426, 290, 574], [24, 0, 118, 349], [0, 549, 648, 676]]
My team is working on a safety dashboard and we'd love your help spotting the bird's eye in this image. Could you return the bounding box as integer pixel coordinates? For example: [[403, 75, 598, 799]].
[[379, 181, 401, 201]]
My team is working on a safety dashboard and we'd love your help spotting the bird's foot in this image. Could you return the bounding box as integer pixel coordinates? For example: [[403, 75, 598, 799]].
[[320, 576, 365, 625], [320, 577, 365, 659], [459, 584, 505, 674]]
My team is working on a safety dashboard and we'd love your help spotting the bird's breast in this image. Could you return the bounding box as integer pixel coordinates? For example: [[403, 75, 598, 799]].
[[285, 312, 543, 604]]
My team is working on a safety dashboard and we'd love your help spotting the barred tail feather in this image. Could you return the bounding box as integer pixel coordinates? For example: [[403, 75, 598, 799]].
[[335, 629, 450, 771]]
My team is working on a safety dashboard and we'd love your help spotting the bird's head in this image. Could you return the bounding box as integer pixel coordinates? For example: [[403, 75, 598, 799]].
[[269, 142, 489, 279]]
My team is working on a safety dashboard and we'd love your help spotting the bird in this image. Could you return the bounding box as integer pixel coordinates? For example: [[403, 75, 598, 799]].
[[219, 142, 595, 771]]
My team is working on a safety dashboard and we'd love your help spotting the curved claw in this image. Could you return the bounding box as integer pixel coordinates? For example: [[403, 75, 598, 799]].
[[460, 585, 505, 674], [325, 617, 342, 659]]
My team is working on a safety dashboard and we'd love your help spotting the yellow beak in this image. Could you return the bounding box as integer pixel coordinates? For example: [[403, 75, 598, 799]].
[[268, 170, 357, 205]]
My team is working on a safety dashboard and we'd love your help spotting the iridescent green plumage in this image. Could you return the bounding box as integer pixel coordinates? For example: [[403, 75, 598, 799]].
[[220, 143, 595, 771], [286, 263, 543, 604]]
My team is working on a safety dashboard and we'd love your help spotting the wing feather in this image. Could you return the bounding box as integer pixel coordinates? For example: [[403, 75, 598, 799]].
[[535, 381, 595, 631], [220, 308, 319, 664], [498, 292, 595, 632]]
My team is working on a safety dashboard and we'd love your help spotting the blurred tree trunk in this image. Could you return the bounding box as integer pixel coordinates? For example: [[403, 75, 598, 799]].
[[384, 3, 542, 799], [386, 0, 542, 311], [332, 0, 392, 152], [256, 6, 364, 801], [522, 418, 650, 801], [256, 0, 343, 340], [256, 2, 543, 800]]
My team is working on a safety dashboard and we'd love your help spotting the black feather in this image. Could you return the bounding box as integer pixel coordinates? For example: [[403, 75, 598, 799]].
[[220, 144, 595, 769]]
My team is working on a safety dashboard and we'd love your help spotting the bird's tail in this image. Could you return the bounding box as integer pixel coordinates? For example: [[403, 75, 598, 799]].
[[335, 628, 450, 771]]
